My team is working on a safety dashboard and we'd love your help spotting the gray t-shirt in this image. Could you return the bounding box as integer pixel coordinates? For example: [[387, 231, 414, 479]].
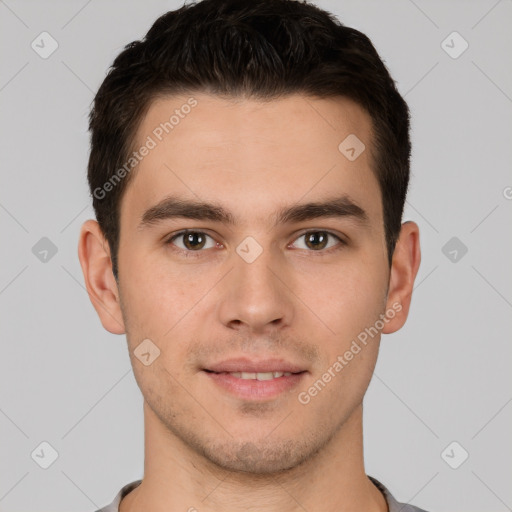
[[94, 476, 429, 511]]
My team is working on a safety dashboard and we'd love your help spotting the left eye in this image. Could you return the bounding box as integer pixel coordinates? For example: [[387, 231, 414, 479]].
[[291, 231, 343, 251]]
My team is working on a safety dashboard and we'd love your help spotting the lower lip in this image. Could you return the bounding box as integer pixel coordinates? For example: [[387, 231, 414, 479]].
[[203, 371, 306, 400]]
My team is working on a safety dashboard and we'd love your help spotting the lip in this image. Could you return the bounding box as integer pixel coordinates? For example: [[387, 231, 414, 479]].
[[202, 357, 308, 401], [204, 357, 306, 374], [203, 370, 307, 400]]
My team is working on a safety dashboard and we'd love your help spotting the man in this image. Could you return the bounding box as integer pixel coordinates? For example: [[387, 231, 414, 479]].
[[78, 0, 425, 510]]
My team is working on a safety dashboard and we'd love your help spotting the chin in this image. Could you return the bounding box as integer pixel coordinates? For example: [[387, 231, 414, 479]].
[[195, 435, 327, 476]]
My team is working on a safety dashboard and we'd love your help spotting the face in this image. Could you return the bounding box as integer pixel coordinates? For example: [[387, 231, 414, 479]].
[[91, 93, 401, 473]]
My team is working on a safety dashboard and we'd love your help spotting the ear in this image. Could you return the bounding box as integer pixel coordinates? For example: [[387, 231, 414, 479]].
[[382, 221, 421, 334], [78, 219, 125, 334]]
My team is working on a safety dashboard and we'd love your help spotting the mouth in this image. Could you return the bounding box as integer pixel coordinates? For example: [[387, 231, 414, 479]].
[[203, 370, 298, 380], [201, 358, 308, 400]]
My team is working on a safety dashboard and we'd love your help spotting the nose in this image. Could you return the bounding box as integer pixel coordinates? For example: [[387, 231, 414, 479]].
[[216, 242, 295, 334]]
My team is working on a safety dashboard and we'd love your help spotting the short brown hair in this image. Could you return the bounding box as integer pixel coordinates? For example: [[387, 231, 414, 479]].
[[87, 0, 411, 279]]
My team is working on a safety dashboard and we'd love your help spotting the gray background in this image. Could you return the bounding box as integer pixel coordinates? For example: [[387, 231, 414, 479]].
[[1, 0, 511, 510]]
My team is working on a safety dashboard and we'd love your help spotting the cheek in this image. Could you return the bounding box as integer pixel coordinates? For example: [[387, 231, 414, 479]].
[[297, 330, 380, 419], [118, 251, 217, 347], [120, 242, 175, 303], [120, 272, 195, 396], [306, 260, 388, 340]]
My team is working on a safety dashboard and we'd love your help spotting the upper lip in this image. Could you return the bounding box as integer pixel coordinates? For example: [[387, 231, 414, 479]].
[[204, 357, 306, 374]]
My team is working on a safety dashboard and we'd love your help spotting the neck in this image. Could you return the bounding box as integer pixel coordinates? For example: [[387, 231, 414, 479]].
[[120, 402, 387, 512]]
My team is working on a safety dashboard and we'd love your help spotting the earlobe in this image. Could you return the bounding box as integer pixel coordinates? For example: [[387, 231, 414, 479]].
[[77, 219, 126, 334], [382, 221, 421, 334]]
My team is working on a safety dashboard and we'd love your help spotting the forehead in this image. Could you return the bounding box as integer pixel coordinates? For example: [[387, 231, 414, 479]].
[[122, 92, 382, 228]]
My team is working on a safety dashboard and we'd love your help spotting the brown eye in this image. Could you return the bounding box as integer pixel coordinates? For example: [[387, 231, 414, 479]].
[[183, 232, 206, 250], [305, 231, 328, 250], [292, 231, 344, 252], [168, 231, 216, 251]]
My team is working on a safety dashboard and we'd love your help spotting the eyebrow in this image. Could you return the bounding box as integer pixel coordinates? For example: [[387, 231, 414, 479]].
[[138, 194, 368, 229]]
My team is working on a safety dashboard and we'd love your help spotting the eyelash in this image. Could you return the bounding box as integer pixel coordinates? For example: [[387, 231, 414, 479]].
[[164, 229, 347, 258]]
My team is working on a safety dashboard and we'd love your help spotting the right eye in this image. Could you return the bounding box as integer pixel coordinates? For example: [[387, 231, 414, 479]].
[[166, 230, 220, 254]]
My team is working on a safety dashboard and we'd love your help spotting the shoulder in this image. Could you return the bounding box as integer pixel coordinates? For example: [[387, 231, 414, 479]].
[[369, 476, 430, 512], [93, 480, 142, 512]]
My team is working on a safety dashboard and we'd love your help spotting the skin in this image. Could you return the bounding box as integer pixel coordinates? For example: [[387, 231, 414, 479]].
[[78, 93, 420, 512]]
